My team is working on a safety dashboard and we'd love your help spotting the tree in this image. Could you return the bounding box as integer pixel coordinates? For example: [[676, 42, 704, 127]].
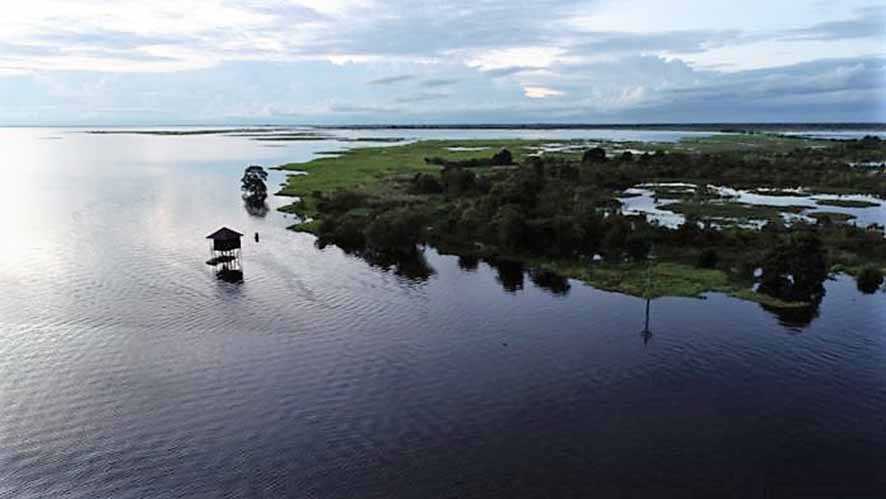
[[758, 231, 828, 303], [582, 147, 607, 164], [441, 167, 476, 196], [697, 248, 719, 269], [490, 148, 514, 166], [856, 266, 884, 294], [602, 219, 629, 260], [410, 173, 443, 194], [496, 204, 526, 250], [241, 165, 268, 203], [365, 208, 425, 256], [625, 235, 651, 261]]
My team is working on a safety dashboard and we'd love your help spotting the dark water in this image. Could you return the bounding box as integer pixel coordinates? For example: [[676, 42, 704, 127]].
[[1, 128, 885, 498]]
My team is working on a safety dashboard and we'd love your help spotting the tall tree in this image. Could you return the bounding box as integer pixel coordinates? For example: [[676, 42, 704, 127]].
[[241, 165, 268, 204]]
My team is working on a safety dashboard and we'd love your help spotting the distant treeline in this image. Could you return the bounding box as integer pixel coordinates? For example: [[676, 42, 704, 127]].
[[315, 123, 886, 132]]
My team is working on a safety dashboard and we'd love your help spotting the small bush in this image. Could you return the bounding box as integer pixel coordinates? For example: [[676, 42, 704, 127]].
[[317, 190, 368, 213], [697, 248, 719, 269], [496, 204, 526, 250], [411, 173, 443, 194], [856, 266, 884, 294], [625, 235, 651, 261], [365, 208, 425, 255], [442, 167, 477, 196], [582, 147, 607, 164], [490, 148, 514, 166]]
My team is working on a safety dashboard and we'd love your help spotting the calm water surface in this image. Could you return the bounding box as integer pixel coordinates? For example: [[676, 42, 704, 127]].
[[1, 128, 885, 498]]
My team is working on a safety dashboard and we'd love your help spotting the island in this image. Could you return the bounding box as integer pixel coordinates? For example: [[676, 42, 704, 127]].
[[275, 133, 886, 311]]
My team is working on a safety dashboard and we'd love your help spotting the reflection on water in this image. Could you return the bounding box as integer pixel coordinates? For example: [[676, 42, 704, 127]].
[[759, 301, 821, 331], [641, 297, 654, 346], [457, 254, 480, 271], [1, 127, 885, 498], [243, 199, 270, 217], [485, 257, 525, 292], [528, 268, 571, 296], [361, 249, 437, 282]]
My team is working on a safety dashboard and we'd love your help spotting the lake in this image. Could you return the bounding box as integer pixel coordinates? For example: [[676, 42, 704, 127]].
[[1, 127, 884, 498]]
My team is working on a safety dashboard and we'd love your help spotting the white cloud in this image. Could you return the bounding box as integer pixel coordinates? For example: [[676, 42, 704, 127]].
[[523, 86, 565, 98]]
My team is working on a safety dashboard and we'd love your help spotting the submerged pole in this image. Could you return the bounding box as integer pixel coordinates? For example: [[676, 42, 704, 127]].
[[641, 243, 654, 345]]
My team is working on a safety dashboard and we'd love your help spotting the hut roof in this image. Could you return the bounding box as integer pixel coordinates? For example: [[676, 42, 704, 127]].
[[206, 227, 244, 240]]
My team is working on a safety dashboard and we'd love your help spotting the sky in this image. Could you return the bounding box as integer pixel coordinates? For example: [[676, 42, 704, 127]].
[[0, 0, 884, 125]]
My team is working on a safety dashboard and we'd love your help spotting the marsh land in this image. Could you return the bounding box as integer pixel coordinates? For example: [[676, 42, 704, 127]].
[[278, 133, 886, 311]]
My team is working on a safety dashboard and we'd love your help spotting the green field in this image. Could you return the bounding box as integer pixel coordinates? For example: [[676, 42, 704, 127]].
[[276, 139, 548, 219]]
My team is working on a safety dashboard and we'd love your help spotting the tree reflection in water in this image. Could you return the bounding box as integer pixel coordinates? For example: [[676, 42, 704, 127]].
[[243, 199, 269, 217], [759, 302, 821, 331], [363, 250, 436, 282], [457, 255, 479, 272], [528, 269, 571, 296], [484, 257, 524, 293]]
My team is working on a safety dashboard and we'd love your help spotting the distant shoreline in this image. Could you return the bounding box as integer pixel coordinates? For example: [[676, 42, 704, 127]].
[[309, 123, 886, 132], [3, 122, 885, 132]]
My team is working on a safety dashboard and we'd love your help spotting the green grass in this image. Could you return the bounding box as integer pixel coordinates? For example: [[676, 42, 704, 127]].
[[814, 198, 881, 208], [660, 201, 812, 220], [535, 259, 827, 307], [535, 261, 734, 299], [730, 289, 811, 308], [275, 139, 548, 222], [670, 133, 828, 154]]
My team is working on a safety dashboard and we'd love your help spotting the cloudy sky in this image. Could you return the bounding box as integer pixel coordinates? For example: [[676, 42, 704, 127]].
[[1, 0, 884, 124]]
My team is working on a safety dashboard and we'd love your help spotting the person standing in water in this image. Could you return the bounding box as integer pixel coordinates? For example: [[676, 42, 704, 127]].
[[254, 232, 259, 243]]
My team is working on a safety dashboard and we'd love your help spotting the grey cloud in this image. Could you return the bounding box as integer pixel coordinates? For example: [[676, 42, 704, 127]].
[[396, 92, 450, 103], [784, 6, 885, 41], [631, 56, 886, 121], [294, 0, 575, 56], [368, 75, 414, 85], [422, 78, 458, 87], [330, 104, 402, 113], [483, 66, 547, 78], [566, 30, 743, 55]]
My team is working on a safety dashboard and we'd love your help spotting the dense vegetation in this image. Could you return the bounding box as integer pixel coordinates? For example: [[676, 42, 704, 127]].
[[278, 135, 886, 308]]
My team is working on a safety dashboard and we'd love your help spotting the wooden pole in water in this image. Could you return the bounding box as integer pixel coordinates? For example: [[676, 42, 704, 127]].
[[641, 243, 654, 345]]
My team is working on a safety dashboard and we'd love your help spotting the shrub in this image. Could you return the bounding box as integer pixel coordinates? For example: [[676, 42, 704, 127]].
[[490, 148, 514, 166], [582, 147, 607, 164], [496, 204, 526, 250], [856, 266, 884, 294], [365, 208, 425, 255], [758, 231, 828, 303], [625, 235, 651, 261], [441, 167, 476, 195], [411, 173, 443, 194], [602, 220, 628, 260], [317, 190, 368, 213], [316, 214, 367, 252], [697, 248, 719, 269]]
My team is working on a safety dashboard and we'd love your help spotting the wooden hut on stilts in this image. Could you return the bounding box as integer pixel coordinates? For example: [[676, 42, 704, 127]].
[[206, 227, 244, 282]]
